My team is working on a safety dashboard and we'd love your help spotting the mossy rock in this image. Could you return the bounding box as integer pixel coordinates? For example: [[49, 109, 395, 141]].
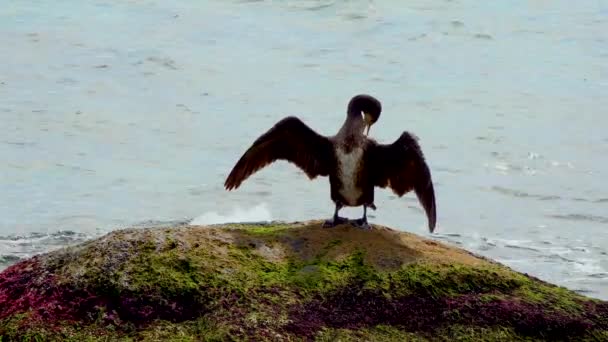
[[0, 221, 606, 341]]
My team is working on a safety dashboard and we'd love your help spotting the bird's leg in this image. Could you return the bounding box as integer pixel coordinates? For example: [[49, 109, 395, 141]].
[[323, 202, 348, 228], [353, 205, 372, 230]]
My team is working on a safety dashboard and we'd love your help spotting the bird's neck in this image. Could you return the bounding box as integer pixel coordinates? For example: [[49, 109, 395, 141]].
[[337, 111, 365, 139]]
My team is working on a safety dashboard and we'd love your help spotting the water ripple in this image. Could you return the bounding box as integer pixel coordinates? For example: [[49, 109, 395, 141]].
[[504, 244, 541, 252], [491, 186, 608, 204], [491, 186, 562, 201], [548, 213, 608, 224], [2, 140, 37, 147], [0, 230, 92, 270]]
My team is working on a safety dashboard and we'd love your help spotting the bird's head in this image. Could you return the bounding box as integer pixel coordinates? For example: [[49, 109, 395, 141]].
[[347, 94, 382, 136]]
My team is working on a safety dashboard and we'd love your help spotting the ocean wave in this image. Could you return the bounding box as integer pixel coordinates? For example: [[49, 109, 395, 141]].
[[131, 219, 191, 228], [548, 213, 608, 224], [0, 230, 89, 244], [190, 203, 273, 225], [0, 230, 91, 270], [491, 186, 608, 204], [491, 186, 562, 201], [0, 254, 21, 264]]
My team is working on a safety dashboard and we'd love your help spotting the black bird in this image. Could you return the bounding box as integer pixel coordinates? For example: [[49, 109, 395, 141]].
[[224, 94, 437, 232]]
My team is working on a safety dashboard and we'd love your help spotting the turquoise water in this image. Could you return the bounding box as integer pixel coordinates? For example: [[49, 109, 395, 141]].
[[1, 0, 607, 299]]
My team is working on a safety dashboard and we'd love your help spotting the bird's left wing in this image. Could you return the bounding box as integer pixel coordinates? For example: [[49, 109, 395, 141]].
[[224, 116, 334, 190], [368, 131, 437, 232]]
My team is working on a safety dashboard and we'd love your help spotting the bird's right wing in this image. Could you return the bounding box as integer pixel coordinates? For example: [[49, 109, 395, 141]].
[[224, 116, 334, 190], [368, 131, 437, 232]]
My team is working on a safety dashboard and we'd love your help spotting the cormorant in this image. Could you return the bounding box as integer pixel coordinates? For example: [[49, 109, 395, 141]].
[[224, 94, 437, 232]]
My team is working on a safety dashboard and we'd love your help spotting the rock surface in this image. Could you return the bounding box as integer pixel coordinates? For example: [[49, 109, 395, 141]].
[[0, 221, 606, 341]]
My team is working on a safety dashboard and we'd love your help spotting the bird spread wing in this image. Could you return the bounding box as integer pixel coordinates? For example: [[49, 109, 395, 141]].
[[368, 131, 437, 232], [224, 116, 334, 190]]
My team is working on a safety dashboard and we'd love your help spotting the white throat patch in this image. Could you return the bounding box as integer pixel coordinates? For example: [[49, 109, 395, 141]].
[[335, 147, 364, 205]]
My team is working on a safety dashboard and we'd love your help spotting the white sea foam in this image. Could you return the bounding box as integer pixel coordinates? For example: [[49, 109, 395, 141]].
[[190, 204, 272, 225], [572, 259, 605, 274], [0, 231, 90, 270]]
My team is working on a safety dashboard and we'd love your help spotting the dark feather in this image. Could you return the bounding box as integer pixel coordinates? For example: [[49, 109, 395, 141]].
[[368, 132, 437, 232], [224, 116, 334, 190]]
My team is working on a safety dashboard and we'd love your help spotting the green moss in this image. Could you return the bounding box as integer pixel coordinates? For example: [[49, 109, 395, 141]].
[[225, 242, 381, 295], [135, 318, 231, 342], [127, 250, 202, 295], [0, 314, 27, 340], [587, 330, 608, 341], [0, 317, 233, 342], [0, 317, 129, 342], [381, 263, 527, 298], [282, 249, 381, 292], [374, 261, 586, 315], [513, 281, 585, 314], [436, 325, 537, 341], [478, 293, 506, 303], [315, 325, 427, 341], [231, 223, 293, 236]]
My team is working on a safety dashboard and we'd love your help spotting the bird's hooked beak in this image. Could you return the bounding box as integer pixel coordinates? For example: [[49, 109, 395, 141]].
[[363, 112, 374, 136]]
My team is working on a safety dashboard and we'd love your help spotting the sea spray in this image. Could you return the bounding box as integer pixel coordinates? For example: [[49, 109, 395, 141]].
[[190, 203, 272, 225]]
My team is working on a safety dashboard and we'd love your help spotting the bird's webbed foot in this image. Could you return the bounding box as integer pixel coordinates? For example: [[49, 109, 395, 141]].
[[352, 217, 372, 230], [323, 202, 348, 228], [322, 216, 349, 228]]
